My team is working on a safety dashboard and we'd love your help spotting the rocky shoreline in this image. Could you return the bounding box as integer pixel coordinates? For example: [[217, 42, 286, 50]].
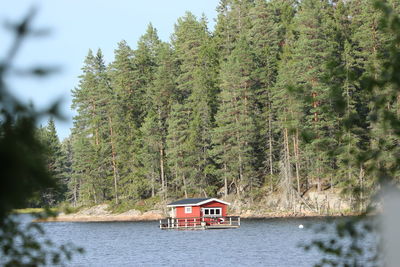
[[35, 203, 354, 223], [36, 204, 164, 222], [34, 188, 361, 222]]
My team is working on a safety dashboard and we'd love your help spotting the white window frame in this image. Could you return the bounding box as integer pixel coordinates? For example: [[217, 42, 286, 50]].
[[202, 207, 222, 217], [185, 206, 192, 214]]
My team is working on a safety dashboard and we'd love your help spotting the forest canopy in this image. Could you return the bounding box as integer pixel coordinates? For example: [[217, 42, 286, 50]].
[[42, 0, 400, 212]]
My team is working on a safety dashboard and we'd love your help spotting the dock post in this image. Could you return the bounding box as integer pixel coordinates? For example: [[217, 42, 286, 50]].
[[168, 218, 170, 228], [229, 217, 232, 225], [238, 217, 240, 226], [160, 220, 162, 229]]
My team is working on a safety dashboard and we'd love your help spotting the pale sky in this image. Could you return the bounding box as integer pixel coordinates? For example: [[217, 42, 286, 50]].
[[1, 0, 219, 139]]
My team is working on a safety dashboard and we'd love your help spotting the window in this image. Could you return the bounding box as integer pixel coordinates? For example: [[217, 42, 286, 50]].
[[202, 207, 222, 217], [185, 206, 192, 214]]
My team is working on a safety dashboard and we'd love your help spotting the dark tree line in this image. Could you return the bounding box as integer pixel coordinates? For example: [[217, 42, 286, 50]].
[[47, 0, 400, 210]]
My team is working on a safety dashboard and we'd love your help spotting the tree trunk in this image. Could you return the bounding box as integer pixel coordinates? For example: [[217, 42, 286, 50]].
[[359, 166, 365, 212], [108, 116, 119, 204], [183, 174, 188, 198], [151, 174, 155, 198], [92, 103, 100, 146], [73, 177, 78, 207], [317, 163, 322, 192], [293, 129, 301, 193], [224, 162, 228, 198], [238, 152, 244, 197], [93, 184, 97, 205], [202, 140, 208, 191], [283, 127, 293, 208], [174, 162, 179, 194], [233, 94, 243, 197], [158, 107, 167, 199], [160, 147, 166, 199], [223, 142, 228, 198], [268, 108, 274, 177], [312, 92, 318, 122]]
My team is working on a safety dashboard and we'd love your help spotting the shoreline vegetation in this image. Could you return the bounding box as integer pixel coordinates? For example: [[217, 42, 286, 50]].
[[32, 207, 359, 223], [28, 187, 362, 222]]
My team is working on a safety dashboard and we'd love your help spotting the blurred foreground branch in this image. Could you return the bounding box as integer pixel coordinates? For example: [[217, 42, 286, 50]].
[[306, 1, 400, 266], [0, 8, 82, 266]]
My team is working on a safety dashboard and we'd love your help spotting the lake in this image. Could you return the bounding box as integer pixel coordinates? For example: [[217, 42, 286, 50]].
[[26, 217, 377, 266]]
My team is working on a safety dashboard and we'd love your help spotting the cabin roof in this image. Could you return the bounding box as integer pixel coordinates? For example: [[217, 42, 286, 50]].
[[167, 198, 230, 207]]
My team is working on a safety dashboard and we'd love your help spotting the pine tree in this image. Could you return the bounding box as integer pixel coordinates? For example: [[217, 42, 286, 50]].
[[46, 118, 68, 204], [172, 12, 209, 101], [290, 0, 339, 192], [108, 40, 140, 203], [170, 13, 219, 196], [70, 131, 99, 205], [214, 0, 254, 60], [272, 23, 303, 205], [166, 102, 190, 197], [61, 137, 77, 206], [340, 0, 395, 206], [71, 49, 115, 204], [328, 1, 368, 208], [249, 0, 296, 187], [134, 23, 161, 118], [35, 119, 67, 206], [212, 37, 259, 197], [140, 42, 177, 199]]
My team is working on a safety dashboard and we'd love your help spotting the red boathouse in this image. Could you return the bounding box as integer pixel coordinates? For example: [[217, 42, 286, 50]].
[[168, 198, 229, 218], [160, 198, 240, 229]]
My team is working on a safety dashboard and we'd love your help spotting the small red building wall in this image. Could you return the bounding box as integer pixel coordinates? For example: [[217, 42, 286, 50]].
[[175, 206, 201, 218], [174, 201, 227, 218], [201, 201, 227, 217]]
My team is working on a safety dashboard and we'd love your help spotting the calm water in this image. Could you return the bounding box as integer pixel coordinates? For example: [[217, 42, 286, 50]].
[[27, 217, 375, 266]]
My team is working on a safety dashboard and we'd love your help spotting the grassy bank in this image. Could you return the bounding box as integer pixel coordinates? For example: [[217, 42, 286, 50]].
[[12, 208, 58, 214]]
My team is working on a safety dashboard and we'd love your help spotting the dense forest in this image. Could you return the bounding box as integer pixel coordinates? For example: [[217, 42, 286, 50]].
[[38, 0, 400, 212]]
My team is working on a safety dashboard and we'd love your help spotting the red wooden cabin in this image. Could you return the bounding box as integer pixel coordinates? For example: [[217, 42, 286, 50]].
[[167, 198, 229, 218], [161, 198, 239, 229]]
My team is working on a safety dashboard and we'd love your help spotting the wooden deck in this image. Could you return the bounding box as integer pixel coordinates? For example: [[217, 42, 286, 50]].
[[159, 216, 240, 230]]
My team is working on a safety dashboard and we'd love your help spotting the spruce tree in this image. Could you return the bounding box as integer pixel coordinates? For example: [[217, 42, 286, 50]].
[[71, 49, 115, 204], [166, 102, 190, 197], [134, 23, 161, 118], [45, 118, 67, 204], [330, 0, 369, 207], [141, 42, 177, 199], [34, 119, 67, 206], [172, 12, 209, 100], [214, 0, 254, 60], [290, 0, 339, 192], [170, 13, 219, 196], [341, 0, 395, 205], [249, 0, 296, 186], [212, 37, 259, 197], [272, 22, 303, 204], [108, 40, 140, 203]]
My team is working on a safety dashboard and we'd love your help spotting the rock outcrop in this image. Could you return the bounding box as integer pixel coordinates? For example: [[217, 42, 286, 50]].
[[40, 204, 165, 222]]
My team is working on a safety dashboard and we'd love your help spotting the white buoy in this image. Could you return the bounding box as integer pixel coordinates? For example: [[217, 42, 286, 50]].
[[298, 224, 304, 229]]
